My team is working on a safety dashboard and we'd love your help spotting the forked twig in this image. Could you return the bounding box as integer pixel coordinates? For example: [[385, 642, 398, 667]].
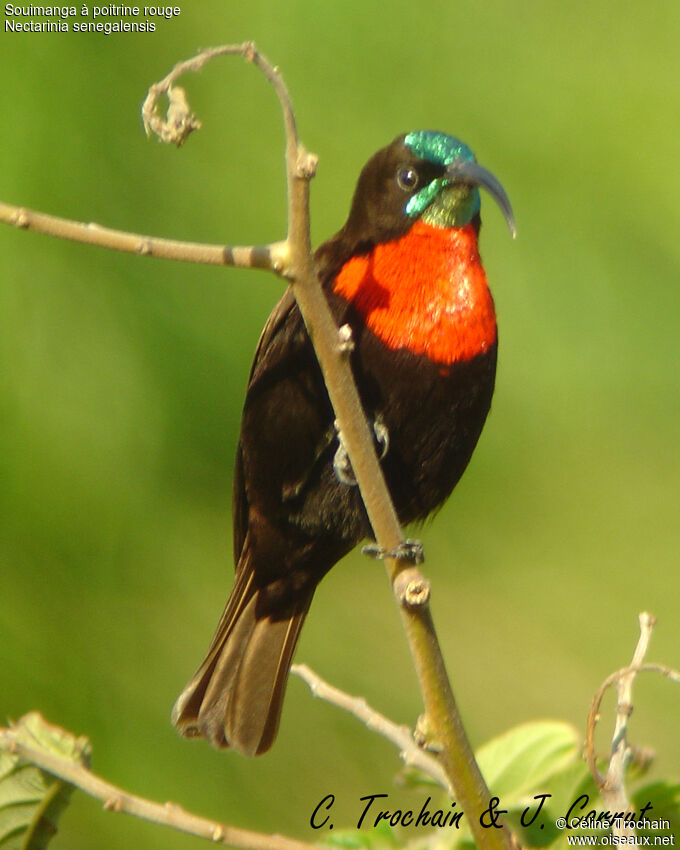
[[585, 613, 680, 838], [292, 663, 452, 793], [0, 720, 319, 850]]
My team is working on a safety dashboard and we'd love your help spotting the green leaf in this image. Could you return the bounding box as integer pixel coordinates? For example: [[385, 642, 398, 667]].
[[473, 721, 593, 848], [631, 781, 680, 840], [475, 721, 580, 805], [322, 820, 400, 848], [0, 713, 90, 850]]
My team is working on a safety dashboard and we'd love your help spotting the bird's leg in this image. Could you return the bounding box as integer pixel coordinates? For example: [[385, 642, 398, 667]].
[[332, 415, 390, 486], [333, 449, 354, 485], [362, 538, 425, 565], [332, 419, 356, 485], [337, 323, 355, 354], [372, 414, 390, 460]]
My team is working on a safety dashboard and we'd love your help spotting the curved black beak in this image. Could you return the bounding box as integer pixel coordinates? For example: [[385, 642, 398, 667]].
[[446, 159, 516, 239]]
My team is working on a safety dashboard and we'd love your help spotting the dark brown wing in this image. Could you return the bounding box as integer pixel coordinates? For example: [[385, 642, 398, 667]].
[[232, 285, 308, 563], [232, 281, 369, 566], [173, 284, 356, 755]]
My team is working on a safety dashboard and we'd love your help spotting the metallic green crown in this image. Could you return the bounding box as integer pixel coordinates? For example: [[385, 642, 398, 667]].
[[404, 130, 476, 167], [404, 130, 480, 222]]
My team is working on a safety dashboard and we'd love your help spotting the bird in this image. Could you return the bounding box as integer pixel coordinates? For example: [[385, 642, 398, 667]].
[[171, 130, 515, 756]]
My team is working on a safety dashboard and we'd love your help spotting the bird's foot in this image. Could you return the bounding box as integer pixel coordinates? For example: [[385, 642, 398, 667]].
[[372, 415, 389, 460], [362, 538, 425, 565], [333, 425, 357, 485], [333, 416, 390, 486], [337, 323, 355, 354]]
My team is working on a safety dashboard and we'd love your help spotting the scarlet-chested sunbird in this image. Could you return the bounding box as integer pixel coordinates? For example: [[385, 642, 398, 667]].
[[172, 131, 515, 756]]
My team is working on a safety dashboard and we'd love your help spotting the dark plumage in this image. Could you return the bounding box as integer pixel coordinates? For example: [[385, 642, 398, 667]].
[[172, 132, 513, 755]]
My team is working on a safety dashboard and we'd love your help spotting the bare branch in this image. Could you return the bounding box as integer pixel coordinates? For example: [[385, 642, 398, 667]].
[[142, 44, 251, 145], [0, 723, 320, 850], [585, 613, 680, 838], [142, 42, 312, 249], [142, 42, 300, 156], [292, 663, 452, 793], [2, 44, 300, 274], [0, 201, 288, 269], [606, 611, 655, 819]]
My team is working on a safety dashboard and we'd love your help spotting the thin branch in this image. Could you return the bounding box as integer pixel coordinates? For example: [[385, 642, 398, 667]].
[[292, 663, 452, 794], [0, 201, 288, 269], [141, 41, 312, 251], [585, 613, 680, 838], [1, 43, 296, 271], [141, 42, 299, 154], [0, 727, 320, 850], [606, 611, 655, 820]]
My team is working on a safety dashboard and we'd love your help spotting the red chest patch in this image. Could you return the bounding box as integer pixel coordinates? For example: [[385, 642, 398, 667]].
[[333, 221, 496, 366]]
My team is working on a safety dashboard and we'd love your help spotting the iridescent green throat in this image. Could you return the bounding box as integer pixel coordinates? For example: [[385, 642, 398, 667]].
[[404, 130, 481, 229]]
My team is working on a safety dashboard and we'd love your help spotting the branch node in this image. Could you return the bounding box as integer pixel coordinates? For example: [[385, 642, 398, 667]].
[[403, 577, 431, 608], [414, 713, 443, 753], [640, 611, 656, 630], [296, 146, 318, 179], [242, 40, 257, 63], [13, 208, 29, 228], [104, 796, 123, 812], [292, 664, 452, 793], [269, 242, 290, 274]]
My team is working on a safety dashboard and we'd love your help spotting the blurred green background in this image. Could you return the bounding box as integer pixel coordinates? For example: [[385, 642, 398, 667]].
[[1, 1, 678, 846]]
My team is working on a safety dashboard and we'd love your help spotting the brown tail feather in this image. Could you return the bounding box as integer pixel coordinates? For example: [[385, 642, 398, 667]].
[[171, 544, 312, 756]]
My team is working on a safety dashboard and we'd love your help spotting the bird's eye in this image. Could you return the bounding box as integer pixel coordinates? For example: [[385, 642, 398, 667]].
[[397, 167, 419, 191]]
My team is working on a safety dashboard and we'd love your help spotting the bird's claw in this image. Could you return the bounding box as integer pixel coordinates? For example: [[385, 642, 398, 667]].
[[333, 436, 357, 486], [362, 538, 425, 565], [333, 416, 390, 486], [372, 416, 389, 460], [337, 323, 355, 354]]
